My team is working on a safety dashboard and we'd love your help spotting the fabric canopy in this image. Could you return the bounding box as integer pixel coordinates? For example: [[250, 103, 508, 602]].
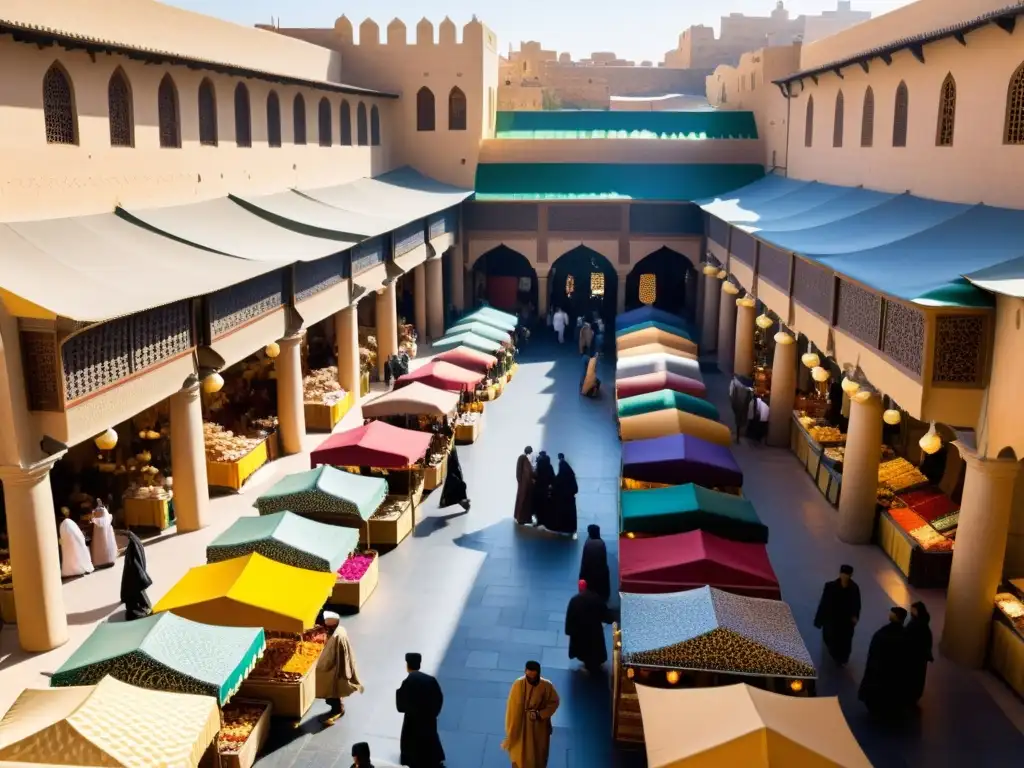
[[622, 435, 743, 488], [636, 684, 872, 768], [255, 465, 387, 521], [616, 320, 693, 341], [300, 167, 472, 222], [433, 346, 498, 374], [616, 371, 707, 401], [395, 360, 485, 393], [459, 310, 517, 332], [207, 511, 358, 573], [0, 676, 220, 768], [153, 553, 334, 634], [617, 328, 698, 356], [620, 587, 815, 679], [620, 484, 768, 543], [431, 331, 504, 354], [473, 305, 519, 326], [361, 381, 460, 418], [310, 420, 433, 468], [618, 343, 697, 362], [618, 390, 720, 423], [619, 530, 780, 599], [620, 409, 732, 447], [616, 353, 702, 382], [445, 321, 511, 344], [616, 306, 688, 331], [50, 613, 264, 705]]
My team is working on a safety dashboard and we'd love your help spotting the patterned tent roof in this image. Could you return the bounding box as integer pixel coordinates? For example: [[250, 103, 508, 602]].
[[430, 331, 503, 354], [50, 613, 264, 705], [618, 343, 697, 362], [615, 306, 689, 331], [617, 390, 720, 423], [0, 676, 220, 768], [254, 465, 387, 521], [445, 321, 511, 344], [361, 381, 461, 418], [207, 511, 358, 573], [460, 310, 516, 332], [619, 586, 816, 679]]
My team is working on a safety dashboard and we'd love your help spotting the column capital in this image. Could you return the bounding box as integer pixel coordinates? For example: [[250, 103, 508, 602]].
[[955, 442, 1022, 479], [278, 332, 305, 348], [850, 391, 883, 410], [0, 453, 66, 486]]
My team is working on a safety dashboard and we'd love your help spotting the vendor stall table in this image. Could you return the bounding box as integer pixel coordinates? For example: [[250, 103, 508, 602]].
[[208, 438, 269, 491], [218, 699, 272, 768], [876, 509, 953, 588], [124, 496, 173, 530], [456, 416, 483, 444], [790, 413, 841, 507], [305, 390, 354, 432], [991, 587, 1024, 701]]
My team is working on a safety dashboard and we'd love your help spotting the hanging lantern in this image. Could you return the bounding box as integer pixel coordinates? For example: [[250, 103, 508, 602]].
[[801, 352, 820, 369], [716, 269, 727, 279], [702, 264, 719, 276], [202, 372, 225, 394], [810, 366, 829, 383], [94, 428, 118, 451], [265, 342, 281, 359], [666, 670, 681, 685], [774, 332, 794, 345], [625, 531, 636, 539], [883, 409, 902, 426], [722, 282, 739, 295], [755, 314, 774, 330], [840, 377, 860, 396], [789, 680, 804, 693], [919, 422, 943, 455]]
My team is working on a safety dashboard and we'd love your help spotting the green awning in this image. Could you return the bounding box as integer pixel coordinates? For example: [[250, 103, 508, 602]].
[[620, 484, 768, 543], [254, 465, 386, 521], [50, 613, 265, 705], [616, 320, 693, 341], [446, 321, 511, 344], [460, 310, 517, 332], [495, 110, 758, 140], [207, 511, 358, 573], [431, 331, 503, 353], [617, 390, 720, 423], [474, 163, 765, 201], [474, 306, 519, 326]]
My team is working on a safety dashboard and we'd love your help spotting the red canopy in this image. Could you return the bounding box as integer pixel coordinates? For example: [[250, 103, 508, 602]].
[[616, 371, 707, 400], [395, 361, 484, 393], [310, 421, 432, 469], [433, 346, 498, 375], [619, 529, 780, 599]]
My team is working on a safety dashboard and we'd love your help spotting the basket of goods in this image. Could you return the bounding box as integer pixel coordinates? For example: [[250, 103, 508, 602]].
[[423, 449, 447, 491], [204, 423, 269, 491], [250, 416, 281, 461], [878, 458, 929, 494], [368, 498, 414, 547], [455, 411, 482, 445], [303, 367, 353, 431], [332, 550, 380, 609], [123, 483, 174, 530], [0, 551, 13, 624], [996, 593, 1024, 633], [218, 700, 272, 768], [808, 425, 844, 446], [239, 627, 328, 718]]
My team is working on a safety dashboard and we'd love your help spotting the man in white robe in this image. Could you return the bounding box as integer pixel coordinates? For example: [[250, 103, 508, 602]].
[[90, 501, 117, 568], [59, 507, 94, 578]]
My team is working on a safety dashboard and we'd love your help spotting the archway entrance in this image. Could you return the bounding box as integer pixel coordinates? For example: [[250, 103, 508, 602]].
[[548, 246, 618, 325], [625, 247, 696, 321], [471, 245, 538, 317]]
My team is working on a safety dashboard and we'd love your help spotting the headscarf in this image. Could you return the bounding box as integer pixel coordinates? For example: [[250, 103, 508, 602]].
[[911, 601, 930, 625], [587, 524, 601, 539], [578, 579, 587, 593]]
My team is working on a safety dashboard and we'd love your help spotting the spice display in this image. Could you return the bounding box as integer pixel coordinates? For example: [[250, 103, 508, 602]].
[[878, 458, 919, 484], [908, 525, 953, 551], [931, 512, 960, 534], [889, 507, 928, 534], [372, 499, 407, 522], [886, 468, 929, 492], [808, 425, 844, 444], [204, 422, 263, 463], [248, 627, 328, 682], [337, 553, 375, 582], [997, 593, 1024, 621], [823, 445, 894, 464], [303, 367, 348, 406], [218, 701, 269, 754], [876, 487, 897, 508], [898, 486, 958, 522]]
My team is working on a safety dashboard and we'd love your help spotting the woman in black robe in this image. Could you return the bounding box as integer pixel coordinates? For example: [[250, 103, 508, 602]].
[[579, 524, 611, 604], [548, 454, 578, 536], [439, 445, 471, 512], [120, 531, 152, 621], [905, 601, 933, 705], [859, 607, 908, 717], [565, 580, 608, 674], [533, 452, 555, 529]]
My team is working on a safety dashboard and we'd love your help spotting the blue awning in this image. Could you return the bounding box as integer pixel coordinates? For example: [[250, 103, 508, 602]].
[[741, 188, 898, 233]]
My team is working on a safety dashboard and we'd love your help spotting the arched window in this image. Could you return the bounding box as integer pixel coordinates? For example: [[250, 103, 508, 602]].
[[892, 81, 909, 148], [157, 74, 181, 148], [832, 90, 844, 148], [340, 100, 352, 145], [639, 274, 656, 306], [198, 78, 217, 146], [931, 74, 956, 148], [1005, 62, 1024, 144], [266, 91, 281, 148], [234, 83, 251, 147], [42, 63, 77, 145], [804, 95, 814, 147], [861, 87, 874, 147], [417, 86, 435, 131], [317, 97, 332, 146], [448, 86, 467, 131], [293, 94, 307, 145], [370, 105, 381, 145], [357, 102, 368, 145], [107, 68, 133, 147]]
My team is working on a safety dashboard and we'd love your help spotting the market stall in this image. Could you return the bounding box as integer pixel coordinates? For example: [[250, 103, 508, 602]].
[[877, 505, 954, 588], [619, 407, 732, 447], [619, 530, 780, 599], [459, 309, 517, 332], [205, 422, 270, 492], [302, 366, 354, 432], [620, 484, 768, 543], [615, 306, 690, 332], [473, 305, 519, 325], [622, 435, 743, 492], [618, 391, 719, 423], [618, 343, 698, 362], [50, 613, 265, 705], [393, 364, 486, 442], [617, 327, 698, 357], [615, 319, 693, 343], [616, 353, 703, 383], [991, 584, 1024, 700], [434, 346, 499, 376], [634, 684, 871, 768], [445, 320, 513, 345], [615, 371, 708, 401], [0, 676, 221, 768], [431, 331, 503, 355]]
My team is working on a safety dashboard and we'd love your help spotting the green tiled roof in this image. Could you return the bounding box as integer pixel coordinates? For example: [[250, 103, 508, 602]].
[[495, 110, 758, 140], [474, 163, 765, 202]]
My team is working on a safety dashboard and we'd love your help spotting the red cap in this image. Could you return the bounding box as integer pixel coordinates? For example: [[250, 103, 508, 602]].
[[578, 579, 587, 592]]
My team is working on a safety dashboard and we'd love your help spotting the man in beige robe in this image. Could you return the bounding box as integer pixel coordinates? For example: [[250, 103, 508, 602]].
[[514, 447, 535, 525], [316, 623, 364, 725], [501, 660, 560, 768]]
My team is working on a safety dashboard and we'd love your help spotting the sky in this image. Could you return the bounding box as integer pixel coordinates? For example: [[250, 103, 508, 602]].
[[165, 0, 915, 63]]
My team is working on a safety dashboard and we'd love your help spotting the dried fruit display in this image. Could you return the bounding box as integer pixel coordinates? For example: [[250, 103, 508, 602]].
[[808, 425, 844, 444], [204, 422, 264, 463], [997, 593, 1024, 620], [886, 468, 929, 493], [372, 499, 408, 522], [248, 628, 327, 682], [251, 416, 279, 433], [303, 367, 349, 406], [908, 525, 953, 551], [218, 701, 269, 754], [337, 553, 375, 582], [889, 508, 928, 534], [124, 486, 172, 501], [878, 458, 917, 484]]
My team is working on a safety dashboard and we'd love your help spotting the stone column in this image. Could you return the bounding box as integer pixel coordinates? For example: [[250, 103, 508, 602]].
[[335, 304, 360, 400], [0, 457, 68, 652], [376, 283, 399, 378], [767, 332, 797, 447], [734, 297, 757, 378], [276, 333, 306, 455], [836, 392, 884, 544], [537, 275, 549, 317], [700, 269, 720, 353], [616, 278, 627, 314], [716, 283, 738, 374], [413, 265, 427, 341], [426, 258, 445, 340], [451, 248, 466, 312], [169, 378, 209, 533], [941, 449, 1021, 667]]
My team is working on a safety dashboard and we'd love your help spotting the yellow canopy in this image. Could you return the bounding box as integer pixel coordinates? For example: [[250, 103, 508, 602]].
[[618, 343, 697, 362], [617, 327, 698, 356], [153, 552, 335, 634], [620, 409, 732, 447], [636, 683, 871, 768], [0, 676, 219, 768]]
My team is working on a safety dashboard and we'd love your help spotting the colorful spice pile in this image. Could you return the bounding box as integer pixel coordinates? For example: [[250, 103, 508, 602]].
[[204, 423, 264, 463], [338, 553, 376, 582], [303, 367, 348, 406], [218, 701, 269, 754], [888, 507, 955, 551], [249, 628, 328, 682]]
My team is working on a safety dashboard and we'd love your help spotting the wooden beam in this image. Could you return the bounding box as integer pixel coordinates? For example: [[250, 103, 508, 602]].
[[953, 31, 967, 46], [995, 16, 1017, 34], [909, 44, 925, 64], [858, 60, 870, 74]]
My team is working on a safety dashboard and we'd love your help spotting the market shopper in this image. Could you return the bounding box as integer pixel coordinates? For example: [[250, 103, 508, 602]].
[[813, 564, 861, 666], [565, 580, 608, 674], [581, 354, 601, 399], [579, 525, 611, 604], [728, 376, 753, 443], [905, 601, 934, 706], [859, 607, 909, 717], [502, 661, 560, 768], [552, 307, 568, 344], [90, 499, 117, 568], [317, 621, 364, 725], [60, 507, 94, 578], [578, 322, 594, 356], [514, 447, 535, 525], [438, 445, 471, 512], [396, 653, 445, 768], [548, 454, 578, 536], [532, 452, 556, 529], [120, 531, 151, 620]]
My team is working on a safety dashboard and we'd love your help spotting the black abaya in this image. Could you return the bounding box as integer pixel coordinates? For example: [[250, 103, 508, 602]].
[[905, 616, 933, 704], [397, 670, 445, 768], [565, 589, 608, 671], [439, 446, 469, 509], [859, 621, 907, 714], [549, 459, 578, 534], [813, 578, 861, 665], [579, 537, 611, 604], [533, 455, 555, 528], [120, 532, 152, 621]]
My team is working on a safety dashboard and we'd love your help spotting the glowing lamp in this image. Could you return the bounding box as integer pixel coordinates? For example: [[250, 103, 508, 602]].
[[202, 372, 225, 394], [755, 314, 774, 329], [626, 667, 635, 679], [94, 428, 118, 451], [883, 409, 902, 426], [625, 532, 636, 539], [810, 366, 829, 383], [919, 422, 943, 455], [702, 264, 718, 276], [666, 670, 681, 685], [774, 332, 794, 345], [722, 282, 739, 295], [840, 377, 860, 396], [265, 342, 281, 359], [789, 680, 804, 693], [801, 352, 820, 369]]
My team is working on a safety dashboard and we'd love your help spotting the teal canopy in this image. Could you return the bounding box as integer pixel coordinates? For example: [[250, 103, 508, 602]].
[[255, 465, 386, 521], [207, 511, 358, 572], [51, 613, 265, 704], [446, 321, 511, 344], [474, 305, 519, 325], [431, 331, 503, 353], [461, 310, 517, 332], [616, 320, 693, 342], [495, 110, 758, 140], [617, 390, 720, 422], [620, 484, 768, 543]]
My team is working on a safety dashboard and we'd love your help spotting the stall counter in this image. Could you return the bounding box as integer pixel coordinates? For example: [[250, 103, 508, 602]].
[[208, 440, 269, 491]]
